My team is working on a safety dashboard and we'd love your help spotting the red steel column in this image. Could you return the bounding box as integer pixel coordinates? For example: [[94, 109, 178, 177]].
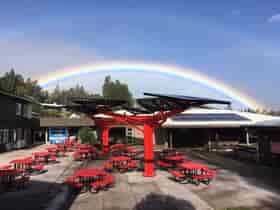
[[102, 127, 109, 156], [143, 123, 155, 177]]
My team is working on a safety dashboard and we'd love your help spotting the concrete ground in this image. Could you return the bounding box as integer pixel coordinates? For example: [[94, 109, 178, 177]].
[[69, 160, 212, 210], [1, 145, 280, 210], [68, 149, 280, 210], [0, 144, 49, 165], [187, 150, 280, 210], [0, 144, 81, 210]]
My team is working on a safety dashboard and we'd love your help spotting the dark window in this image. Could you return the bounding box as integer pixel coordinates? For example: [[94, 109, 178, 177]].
[[16, 103, 22, 116], [0, 129, 9, 144]]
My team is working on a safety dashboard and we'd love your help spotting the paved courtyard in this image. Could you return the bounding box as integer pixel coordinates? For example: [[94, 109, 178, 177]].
[[69, 150, 280, 210], [1, 145, 280, 210], [0, 144, 82, 210]]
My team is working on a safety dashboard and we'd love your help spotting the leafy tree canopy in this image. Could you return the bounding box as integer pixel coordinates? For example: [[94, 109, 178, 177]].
[[102, 75, 134, 106], [0, 70, 135, 117], [78, 127, 98, 145]]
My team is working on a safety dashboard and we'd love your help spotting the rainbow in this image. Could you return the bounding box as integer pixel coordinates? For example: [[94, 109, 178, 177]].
[[37, 61, 264, 110]]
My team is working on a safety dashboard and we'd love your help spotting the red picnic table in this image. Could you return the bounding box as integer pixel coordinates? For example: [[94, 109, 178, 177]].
[[66, 168, 113, 193], [10, 157, 45, 174], [73, 148, 97, 160], [117, 146, 141, 158], [109, 156, 131, 163], [110, 144, 126, 151], [164, 154, 185, 162], [32, 152, 50, 163], [178, 162, 208, 170], [0, 168, 30, 190], [78, 144, 94, 149], [0, 164, 12, 170], [104, 156, 139, 172], [104, 156, 131, 171], [46, 147, 59, 154], [10, 158, 34, 171], [156, 153, 186, 170], [55, 143, 70, 153], [170, 162, 216, 185]]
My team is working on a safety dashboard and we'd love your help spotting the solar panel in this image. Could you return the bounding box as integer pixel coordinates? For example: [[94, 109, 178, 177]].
[[71, 97, 127, 107], [172, 113, 250, 122], [137, 92, 231, 112], [58, 93, 231, 115], [66, 97, 128, 114]]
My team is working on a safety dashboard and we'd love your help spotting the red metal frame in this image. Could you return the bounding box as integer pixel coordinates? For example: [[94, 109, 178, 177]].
[[93, 108, 184, 177]]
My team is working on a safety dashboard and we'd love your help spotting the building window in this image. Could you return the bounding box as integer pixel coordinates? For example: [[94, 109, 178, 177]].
[[23, 104, 32, 118], [0, 129, 9, 144], [16, 103, 22, 116], [17, 128, 24, 140]]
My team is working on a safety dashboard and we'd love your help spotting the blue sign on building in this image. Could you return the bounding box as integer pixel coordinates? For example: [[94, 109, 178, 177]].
[[48, 128, 69, 144]]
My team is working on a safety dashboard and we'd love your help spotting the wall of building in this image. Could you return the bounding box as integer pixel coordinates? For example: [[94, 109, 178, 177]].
[[125, 126, 144, 139], [0, 94, 39, 152], [154, 127, 246, 148]]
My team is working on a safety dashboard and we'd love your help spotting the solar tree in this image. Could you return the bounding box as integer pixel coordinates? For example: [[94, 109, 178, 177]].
[[51, 92, 230, 177]]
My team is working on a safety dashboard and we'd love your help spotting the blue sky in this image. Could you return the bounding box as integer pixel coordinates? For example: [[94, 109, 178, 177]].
[[0, 0, 280, 109]]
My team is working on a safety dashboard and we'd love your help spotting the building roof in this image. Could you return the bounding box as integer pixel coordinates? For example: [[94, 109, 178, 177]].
[[0, 89, 36, 104], [162, 108, 280, 128], [40, 117, 94, 128]]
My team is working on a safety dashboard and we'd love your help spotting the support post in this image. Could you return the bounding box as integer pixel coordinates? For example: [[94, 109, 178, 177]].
[[169, 130, 173, 148], [246, 130, 250, 145], [143, 123, 155, 177], [102, 127, 109, 156], [45, 129, 49, 144]]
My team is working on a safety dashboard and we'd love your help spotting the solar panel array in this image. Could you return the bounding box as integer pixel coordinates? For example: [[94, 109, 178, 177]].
[[171, 113, 250, 122]]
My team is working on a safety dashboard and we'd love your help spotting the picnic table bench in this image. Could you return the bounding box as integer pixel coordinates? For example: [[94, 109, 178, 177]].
[[103, 156, 139, 172], [64, 168, 114, 193], [170, 162, 217, 185]]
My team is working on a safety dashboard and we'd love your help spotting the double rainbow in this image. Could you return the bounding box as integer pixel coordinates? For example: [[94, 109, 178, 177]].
[[37, 61, 264, 110]]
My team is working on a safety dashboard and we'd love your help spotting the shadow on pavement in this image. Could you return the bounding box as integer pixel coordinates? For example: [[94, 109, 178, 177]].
[[133, 193, 196, 210], [0, 179, 63, 210], [189, 150, 280, 191]]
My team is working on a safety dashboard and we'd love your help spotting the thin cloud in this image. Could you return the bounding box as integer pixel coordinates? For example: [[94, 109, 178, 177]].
[[0, 32, 103, 79], [267, 14, 280, 23]]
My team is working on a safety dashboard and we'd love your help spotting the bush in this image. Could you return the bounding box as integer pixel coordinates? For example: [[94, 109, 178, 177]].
[[78, 127, 98, 145]]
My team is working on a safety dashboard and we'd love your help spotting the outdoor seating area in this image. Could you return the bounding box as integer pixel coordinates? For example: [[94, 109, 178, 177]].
[[64, 168, 114, 193], [110, 144, 141, 158], [170, 162, 217, 185], [72, 144, 99, 161], [103, 156, 139, 173], [0, 139, 80, 193], [156, 148, 189, 169], [0, 168, 30, 192], [64, 144, 217, 196], [154, 148, 217, 185], [1, 137, 217, 196]]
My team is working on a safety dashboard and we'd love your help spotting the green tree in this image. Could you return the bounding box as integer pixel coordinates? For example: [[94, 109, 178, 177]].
[[48, 84, 99, 105], [78, 127, 98, 145], [102, 75, 134, 106]]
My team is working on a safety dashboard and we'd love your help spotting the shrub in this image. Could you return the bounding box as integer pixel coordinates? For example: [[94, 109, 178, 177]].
[[78, 127, 98, 145]]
